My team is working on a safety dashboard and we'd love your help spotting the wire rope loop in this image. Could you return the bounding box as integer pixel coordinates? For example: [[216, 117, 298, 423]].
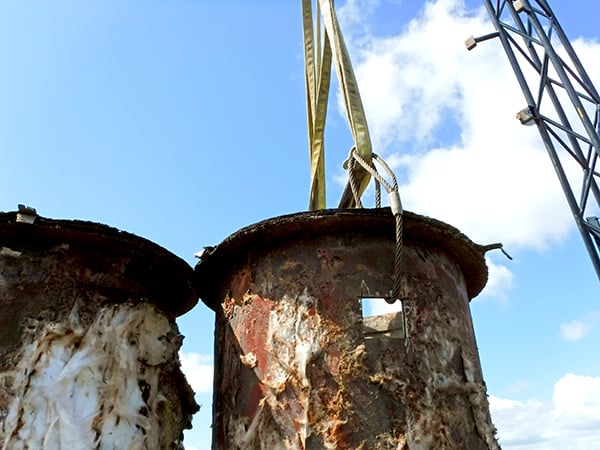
[[343, 148, 405, 301], [347, 157, 364, 209], [344, 148, 401, 210]]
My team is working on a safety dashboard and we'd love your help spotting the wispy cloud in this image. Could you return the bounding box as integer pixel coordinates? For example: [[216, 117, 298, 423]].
[[504, 380, 531, 395], [560, 311, 600, 341], [560, 320, 592, 342], [179, 351, 214, 394], [338, 0, 381, 27], [475, 257, 514, 301], [490, 373, 600, 449]]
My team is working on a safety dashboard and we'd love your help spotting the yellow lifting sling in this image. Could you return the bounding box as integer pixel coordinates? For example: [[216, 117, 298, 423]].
[[302, 0, 373, 210]]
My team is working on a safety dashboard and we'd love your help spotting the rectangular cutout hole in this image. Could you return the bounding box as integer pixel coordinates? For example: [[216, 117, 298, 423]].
[[360, 297, 405, 339]]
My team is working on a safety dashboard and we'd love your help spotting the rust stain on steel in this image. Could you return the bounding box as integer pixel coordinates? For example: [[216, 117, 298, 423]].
[[197, 208, 500, 450]]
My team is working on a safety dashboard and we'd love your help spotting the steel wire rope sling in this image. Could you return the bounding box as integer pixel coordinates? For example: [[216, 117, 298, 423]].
[[302, 0, 404, 302]]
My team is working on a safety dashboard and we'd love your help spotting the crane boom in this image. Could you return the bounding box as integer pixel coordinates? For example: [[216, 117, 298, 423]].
[[469, 0, 600, 280]]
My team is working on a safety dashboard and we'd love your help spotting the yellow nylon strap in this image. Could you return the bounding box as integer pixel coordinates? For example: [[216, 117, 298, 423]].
[[303, 0, 330, 210], [303, 0, 373, 210]]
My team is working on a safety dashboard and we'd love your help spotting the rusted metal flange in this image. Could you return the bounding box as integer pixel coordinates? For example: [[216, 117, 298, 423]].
[[0, 211, 197, 316], [195, 208, 488, 309]]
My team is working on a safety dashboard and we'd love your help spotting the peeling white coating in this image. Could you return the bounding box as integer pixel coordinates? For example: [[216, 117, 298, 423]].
[[0, 247, 21, 258], [1, 303, 179, 450], [267, 290, 323, 448], [229, 289, 330, 449], [240, 352, 257, 368]]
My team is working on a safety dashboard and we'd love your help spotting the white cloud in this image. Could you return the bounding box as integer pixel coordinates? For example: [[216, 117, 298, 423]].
[[560, 320, 592, 341], [348, 0, 577, 248], [504, 380, 531, 395], [179, 351, 214, 394], [364, 297, 403, 316], [474, 257, 513, 301], [349, 0, 492, 148], [490, 373, 600, 449], [560, 311, 600, 341], [552, 374, 600, 428], [338, 0, 380, 27]]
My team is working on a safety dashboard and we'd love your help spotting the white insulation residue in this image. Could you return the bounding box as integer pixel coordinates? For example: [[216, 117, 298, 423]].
[[231, 289, 325, 449], [1, 302, 179, 450], [267, 290, 323, 447]]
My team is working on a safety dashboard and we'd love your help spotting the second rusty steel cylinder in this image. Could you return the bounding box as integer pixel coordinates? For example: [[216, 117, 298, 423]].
[[0, 210, 199, 450], [195, 208, 500, 450]]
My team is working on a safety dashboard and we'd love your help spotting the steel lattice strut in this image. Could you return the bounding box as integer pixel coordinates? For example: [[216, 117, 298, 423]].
[[467, 0, 600, 280]]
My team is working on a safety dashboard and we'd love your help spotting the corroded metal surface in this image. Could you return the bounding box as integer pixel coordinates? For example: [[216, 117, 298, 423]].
[[196, 208, 500, 449], [0, 211, 197, 319], [0, 212, 199, 449]]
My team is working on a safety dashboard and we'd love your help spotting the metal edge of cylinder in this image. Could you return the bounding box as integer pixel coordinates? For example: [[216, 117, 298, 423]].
[[0, 211, 198, 316], [195, 208, 488, 310]]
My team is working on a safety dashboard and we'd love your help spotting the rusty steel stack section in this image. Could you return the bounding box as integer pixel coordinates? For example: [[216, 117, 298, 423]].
[[196, 208, 500, 450], [0, 210, 199, 449]]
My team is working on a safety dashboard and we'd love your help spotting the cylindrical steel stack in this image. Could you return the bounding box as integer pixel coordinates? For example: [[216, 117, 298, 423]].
[[196, 208, 500, 450], [0, 210, 199, 450]]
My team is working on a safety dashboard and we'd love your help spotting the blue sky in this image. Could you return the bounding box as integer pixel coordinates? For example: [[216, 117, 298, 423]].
[[1, 1, 599, 449]]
